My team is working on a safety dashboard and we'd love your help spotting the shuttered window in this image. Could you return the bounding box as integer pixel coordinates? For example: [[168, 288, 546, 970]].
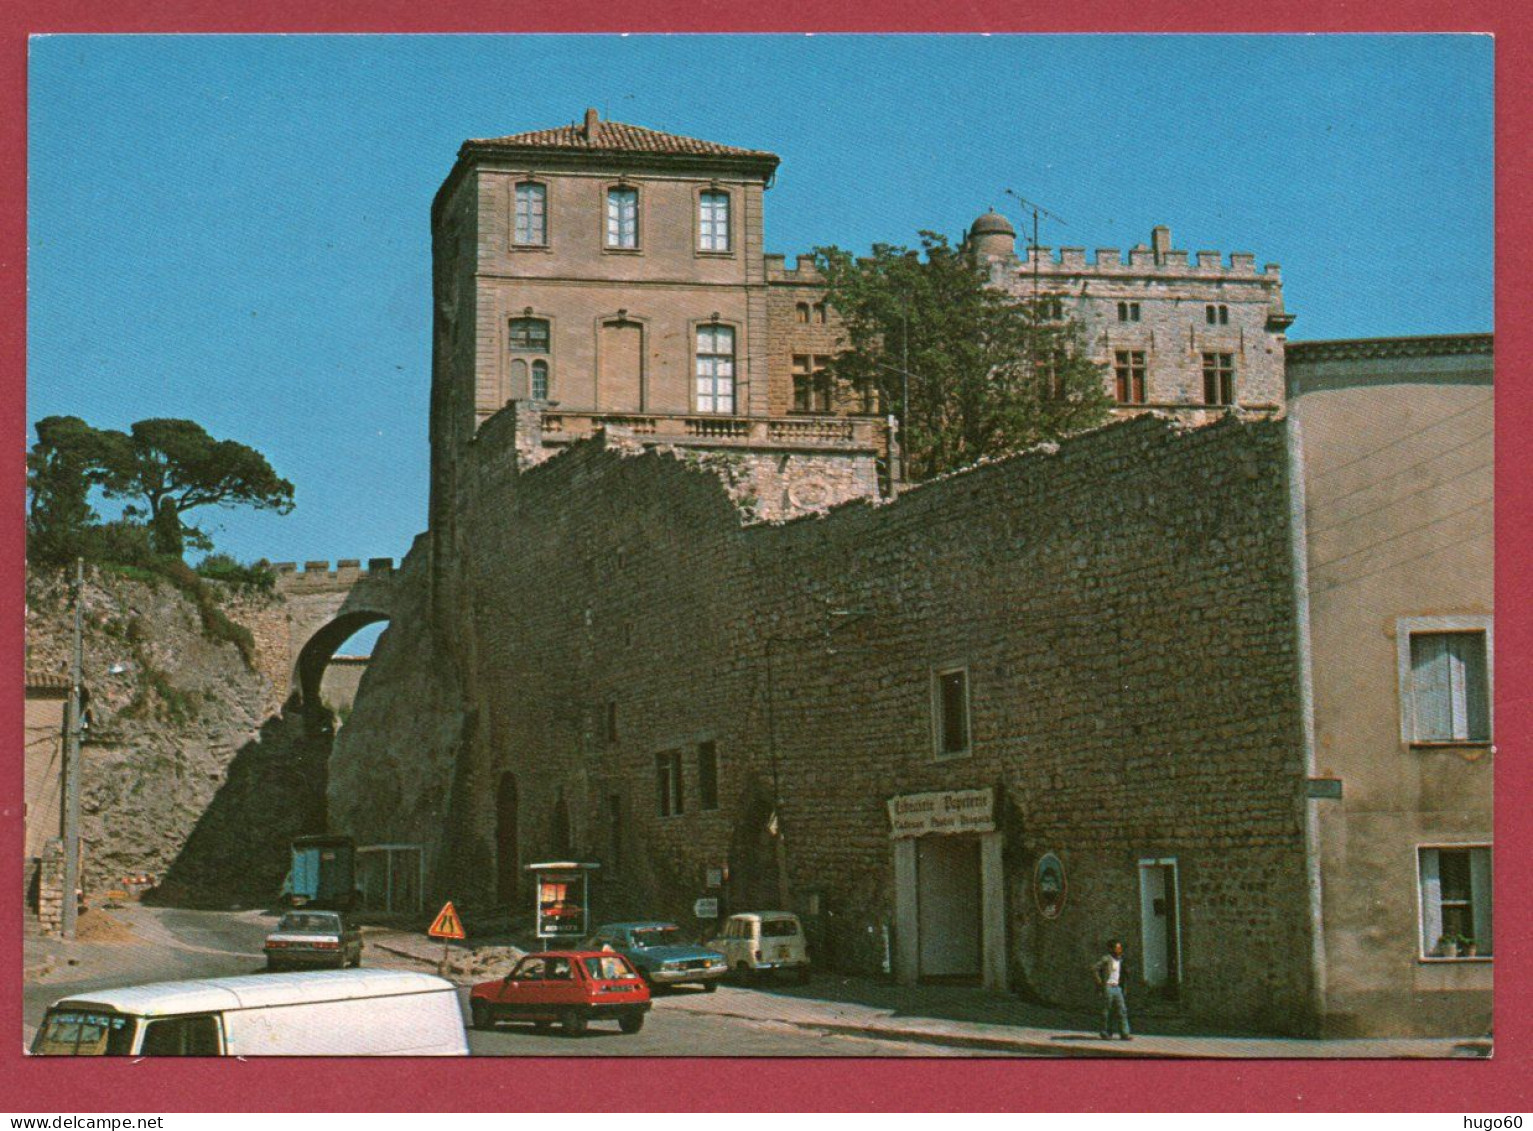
[[699, 191, 730, 252], [695, 325, 736, 414], [514, 182, 547, 246], [1418, 846, 1492, 957], [1410, 631, 1490, 742], [606, 187, 639, 248]]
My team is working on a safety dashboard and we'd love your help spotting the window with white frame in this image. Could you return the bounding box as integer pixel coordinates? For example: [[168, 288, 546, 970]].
[[1418, 846, 1492, 958], [1399, 619, 1492, 744], [698, 190, 730, 252], [513, 182, 547, 246], [695, 325, 735, 414], [933, 665, 971, 758], [606, 187, 639, 249]]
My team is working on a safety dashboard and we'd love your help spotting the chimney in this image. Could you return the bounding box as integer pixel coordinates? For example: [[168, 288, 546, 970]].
[[583, 107, 599, 140], [1151, 225, 1171, 264]]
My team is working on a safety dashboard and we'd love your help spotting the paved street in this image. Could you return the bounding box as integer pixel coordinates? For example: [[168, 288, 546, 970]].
[[25, 905, 1486, 1058], [23, 906, 1007, 1057]]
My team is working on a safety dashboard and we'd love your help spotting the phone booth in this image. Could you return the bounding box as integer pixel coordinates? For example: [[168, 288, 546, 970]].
[[525, 861, 600, 948]]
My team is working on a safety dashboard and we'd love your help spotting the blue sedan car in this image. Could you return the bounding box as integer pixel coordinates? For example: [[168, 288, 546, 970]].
[[583, 922, 729, 992]]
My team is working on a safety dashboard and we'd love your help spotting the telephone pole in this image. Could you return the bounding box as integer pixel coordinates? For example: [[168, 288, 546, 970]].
[[61, 557, 84, 940]]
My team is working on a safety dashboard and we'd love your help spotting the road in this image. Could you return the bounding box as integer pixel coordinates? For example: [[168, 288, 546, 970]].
[[23, 907, 1003, 1057]]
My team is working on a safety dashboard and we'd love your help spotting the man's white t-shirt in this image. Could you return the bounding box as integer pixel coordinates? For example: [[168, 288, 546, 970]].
[[1102, 955, 1122, 986]]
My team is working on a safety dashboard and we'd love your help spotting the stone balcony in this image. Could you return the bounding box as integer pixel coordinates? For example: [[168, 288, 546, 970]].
[[536, 408, 885, 453]]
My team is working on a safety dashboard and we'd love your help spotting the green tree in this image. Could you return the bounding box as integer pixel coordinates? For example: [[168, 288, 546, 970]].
[[26, 416, 104, 565], [27, 416, 295, 560], [814, 232, 1112, 481]]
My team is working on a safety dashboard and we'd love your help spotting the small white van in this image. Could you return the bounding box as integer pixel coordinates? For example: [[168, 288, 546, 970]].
[[31, 969, 469, 1057], [707, 911, 811, 984]]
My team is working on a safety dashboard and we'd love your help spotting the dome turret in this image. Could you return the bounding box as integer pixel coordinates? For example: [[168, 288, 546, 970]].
[[967, 208, 1016, 258]]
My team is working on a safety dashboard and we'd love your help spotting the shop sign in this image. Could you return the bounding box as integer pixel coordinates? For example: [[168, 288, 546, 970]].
[[887, 788, 995, 838], [1034, 853, 1067, 919], [693, 897, 720, 919]]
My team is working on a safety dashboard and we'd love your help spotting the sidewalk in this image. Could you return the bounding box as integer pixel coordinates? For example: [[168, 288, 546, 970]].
[[361, 926, 1489, 1059]]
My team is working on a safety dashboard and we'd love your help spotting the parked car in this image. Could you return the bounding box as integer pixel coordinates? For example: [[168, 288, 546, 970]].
[[583, 921, 729, 992], [264, 910, 362, 970], [469, 950, 650, 1037], [31, 970, 467, 1056], [707, 911, 811, 984]]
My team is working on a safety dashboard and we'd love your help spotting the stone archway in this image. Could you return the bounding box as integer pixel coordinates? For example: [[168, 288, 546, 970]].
[[293, 610, 391, 725]]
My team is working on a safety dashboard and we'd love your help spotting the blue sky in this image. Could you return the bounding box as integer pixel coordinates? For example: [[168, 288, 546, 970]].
[[29, 34, 1493, 640]]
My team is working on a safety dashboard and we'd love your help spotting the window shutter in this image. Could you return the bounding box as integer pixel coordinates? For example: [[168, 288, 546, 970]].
[[1410, 635, 1452, 740], [1418, 848, 1442, 955], [1457, 634, 1490, 741], [1470, 848, 1493, 955]]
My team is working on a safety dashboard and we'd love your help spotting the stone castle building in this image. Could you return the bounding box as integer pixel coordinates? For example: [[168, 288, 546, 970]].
[[324, 111, 1491, 1040]]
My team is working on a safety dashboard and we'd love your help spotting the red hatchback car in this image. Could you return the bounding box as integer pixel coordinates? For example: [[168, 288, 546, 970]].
[[469, 950, 651, 1036]]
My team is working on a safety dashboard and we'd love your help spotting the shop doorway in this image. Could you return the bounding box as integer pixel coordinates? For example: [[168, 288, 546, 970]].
[[1137, 858, 1182, 997], [916, 835, 982, 980]]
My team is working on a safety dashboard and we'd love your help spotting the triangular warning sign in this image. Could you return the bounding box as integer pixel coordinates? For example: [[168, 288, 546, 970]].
[[428, 900, 466, 940]]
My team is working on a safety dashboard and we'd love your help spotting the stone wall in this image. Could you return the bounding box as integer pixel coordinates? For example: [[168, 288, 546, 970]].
[[334, 410, 1316, 1033], [23, 569, 331, 907]]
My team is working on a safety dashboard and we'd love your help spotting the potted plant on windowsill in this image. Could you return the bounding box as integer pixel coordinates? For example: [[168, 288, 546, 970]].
[[1436, 934, 1460, 959], [1458, 935, 1478, 958]]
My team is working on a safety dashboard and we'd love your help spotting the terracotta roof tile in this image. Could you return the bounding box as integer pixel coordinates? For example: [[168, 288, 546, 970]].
[[467, 117, 777, 162], [26, 669, 71, 692]]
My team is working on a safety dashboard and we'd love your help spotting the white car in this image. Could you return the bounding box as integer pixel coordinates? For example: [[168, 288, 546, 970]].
[[707, 911, 811, 984]]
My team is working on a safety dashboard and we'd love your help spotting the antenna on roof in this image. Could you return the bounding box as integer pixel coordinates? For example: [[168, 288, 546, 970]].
[[1004, 189, 1068, 381]]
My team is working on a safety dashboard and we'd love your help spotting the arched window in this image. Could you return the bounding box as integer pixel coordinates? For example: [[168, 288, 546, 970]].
[[796, 302, 811, 324], [695, 325, 736, 415], [509, 318, 552, 401], [813, 302, 828, 324], [514, 182, 547, 246], [698, 190, 730, 252]]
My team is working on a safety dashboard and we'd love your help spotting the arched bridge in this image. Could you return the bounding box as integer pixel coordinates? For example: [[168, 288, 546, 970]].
[[271, 558, 403, 716]]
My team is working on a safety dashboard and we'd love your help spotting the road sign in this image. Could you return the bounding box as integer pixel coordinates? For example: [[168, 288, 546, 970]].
[[693, 897, 719, 919], [428, 900, 465, 940]]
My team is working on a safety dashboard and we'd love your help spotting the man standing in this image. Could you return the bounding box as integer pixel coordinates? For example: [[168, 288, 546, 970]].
[[1094, 939, 1132, 1040]]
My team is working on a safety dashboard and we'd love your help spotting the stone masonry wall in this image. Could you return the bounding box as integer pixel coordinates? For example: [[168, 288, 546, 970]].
[[334, 410, 1315, 1033]]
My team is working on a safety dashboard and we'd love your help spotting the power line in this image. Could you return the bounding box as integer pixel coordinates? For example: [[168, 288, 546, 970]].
[[1306, 457, 1492, 538], [1315, 516, 1492, 594], [1308, 495, 1491, 572], [1304, 428, 1491, 515], [1308, 398, 1490, 483]]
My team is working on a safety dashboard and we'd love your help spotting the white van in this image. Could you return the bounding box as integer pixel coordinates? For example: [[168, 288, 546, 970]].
[[31, 969, 468, 1056], [707, 911, 811, 984]]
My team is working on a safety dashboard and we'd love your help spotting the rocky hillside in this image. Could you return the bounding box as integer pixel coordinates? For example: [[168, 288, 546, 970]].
[[25, 566, 329, 907]]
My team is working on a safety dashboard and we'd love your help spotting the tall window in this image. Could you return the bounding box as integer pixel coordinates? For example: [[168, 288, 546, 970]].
[[1205, 303, 1229, 326], [513, 182, 547, 246], [606, 187, 639, 249], [1114, 350, 1146, 404], [1117, 301, 1141, 323], [1201, 352, 1234, 406], [813, 302, 828, 324], [697, 741, 719, 811], [509, 318, 552, 403], [698, 190, 730, 252], [933, 666, 971, 758], [791, 355, 831, 413], [1419, 846, 1492, 958], [1039, 295, 1065, 321], [655, 750, 684, 817], [854, 376, 881, 415], [1408, 631, 1490, 743], [795, 303, 811, 324], [696, 325, 736, 414]]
